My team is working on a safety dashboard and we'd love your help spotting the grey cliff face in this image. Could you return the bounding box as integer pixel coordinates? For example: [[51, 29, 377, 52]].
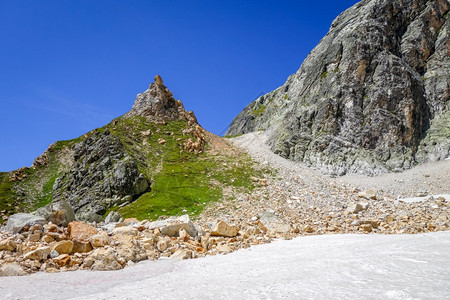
[[227, 0, 450, 176], [52, 129, 149, 222]]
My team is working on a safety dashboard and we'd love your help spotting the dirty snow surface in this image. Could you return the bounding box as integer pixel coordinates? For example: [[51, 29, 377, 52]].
[[1, 231, 449, 299]]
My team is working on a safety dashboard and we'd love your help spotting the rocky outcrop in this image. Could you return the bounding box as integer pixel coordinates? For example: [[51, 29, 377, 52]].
[[51, 129, 150, 221], [125, 75, 197, 123], [227, 0, 450, 175]]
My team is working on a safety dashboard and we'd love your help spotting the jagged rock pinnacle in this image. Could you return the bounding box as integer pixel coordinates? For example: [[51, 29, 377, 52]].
[[124, 75, 199, 125], [154, 74, 163, 86]]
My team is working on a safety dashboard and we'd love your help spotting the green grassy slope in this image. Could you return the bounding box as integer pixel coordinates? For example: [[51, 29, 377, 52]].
[[0, 116, 266, 223]]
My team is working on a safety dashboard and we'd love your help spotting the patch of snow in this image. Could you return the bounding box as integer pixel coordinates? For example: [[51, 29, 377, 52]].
[[1, 232, 449, 299], [397, 194, 450, 203]]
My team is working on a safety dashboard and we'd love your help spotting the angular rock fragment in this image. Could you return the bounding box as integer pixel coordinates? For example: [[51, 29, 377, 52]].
[[210, 221, 239, 237], [146, 215, 197, 237], [171, 249, 192, 260], [23, 246, 51, 261], [257, 211, 290, 234], [5, 213, 46, 234]]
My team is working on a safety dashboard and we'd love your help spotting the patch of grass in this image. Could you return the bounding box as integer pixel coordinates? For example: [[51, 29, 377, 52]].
[[224, 134, 243, 139], [252, 104, 267, 117], [106, 116, 264, 221], [321, 71, 328, 79], [0, 173, 21, 224], [33, 172, 60, 210]]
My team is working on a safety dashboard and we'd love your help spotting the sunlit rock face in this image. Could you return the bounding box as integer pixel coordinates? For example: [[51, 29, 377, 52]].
[[227, 0, 450, 176]]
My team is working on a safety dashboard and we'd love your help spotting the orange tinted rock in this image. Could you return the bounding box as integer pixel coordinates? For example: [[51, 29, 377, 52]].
[[68, 221, 98, 242], [72, 240, 93, 253], [53, 254, 70, 267]]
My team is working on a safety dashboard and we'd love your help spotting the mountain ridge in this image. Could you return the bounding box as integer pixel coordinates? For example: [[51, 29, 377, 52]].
[[0, 76, 263, 223]]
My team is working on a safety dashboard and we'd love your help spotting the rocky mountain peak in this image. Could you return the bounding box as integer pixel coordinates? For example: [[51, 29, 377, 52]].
[[125, 75, 194, 123]]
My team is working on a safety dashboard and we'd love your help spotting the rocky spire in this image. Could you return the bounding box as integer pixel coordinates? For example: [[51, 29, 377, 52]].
[[124, 75, 184, 121]]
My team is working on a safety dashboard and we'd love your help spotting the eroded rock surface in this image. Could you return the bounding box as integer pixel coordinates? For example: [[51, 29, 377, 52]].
[[227, 0, 450, 176]]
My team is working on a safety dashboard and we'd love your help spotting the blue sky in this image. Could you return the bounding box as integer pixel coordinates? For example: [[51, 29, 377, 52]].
[[0, 0, 359, 171]]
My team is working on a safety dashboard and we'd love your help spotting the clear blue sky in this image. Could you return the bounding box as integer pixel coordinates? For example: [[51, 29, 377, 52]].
[[0, 0, 359, 171]]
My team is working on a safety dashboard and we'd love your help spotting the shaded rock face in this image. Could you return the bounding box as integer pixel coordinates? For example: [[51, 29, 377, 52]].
[[227, 0, 450, 176], [52, 129, 150, 221]]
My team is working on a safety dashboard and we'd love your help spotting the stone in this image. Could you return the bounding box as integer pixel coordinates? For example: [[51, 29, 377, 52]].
[[51, 201, 76, 226], [41, 235, 55, 243], [216, 244, 232, 254], [113, 234, 147, 263], [112, 226, 138, 236], [0, 239, 17, 251], [68, 221, 98, 242], [0, 263, 25, 277], [29, 224, 43, 233], [154, 74, 164, 86], [359, 190, 377, 200], [179, 228, 190, 241], [105, 211, 122, 224], [90, 233, 111, 248], [210, 221, 239, 237], [170, 249, 192, 260], [72, 240, 93, 253], [85, 248, 123, 271], [46, 232, 65, 242], [156, 239, 168, 252], [359, 201, 370, 211], [53, 254, 70, 267], [303, 225, 315, 233], [51, 240, 74, 255], [49, 250, 60, 258], [44, 223, 58, 233], [28, 232, 41, 242], [123, 218, 140, 226], [23, 246, 51, 261], [5, 213, 46, 234], [201, 236, 210, 250], [361, 224, 373, 232], [257, 211, 290, 234], [146, 215, 197, 237], [347, 203, 364, 214]]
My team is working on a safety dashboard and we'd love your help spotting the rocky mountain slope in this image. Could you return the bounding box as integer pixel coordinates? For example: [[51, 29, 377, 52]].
[[0, 76, 263, 223], [227, 0, 450, 176]]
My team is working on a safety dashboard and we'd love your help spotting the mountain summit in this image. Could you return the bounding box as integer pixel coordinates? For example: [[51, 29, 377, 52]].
[[0, 77, 260, 223], [227, 0, 450, 176], [125, 75, 196, 123]]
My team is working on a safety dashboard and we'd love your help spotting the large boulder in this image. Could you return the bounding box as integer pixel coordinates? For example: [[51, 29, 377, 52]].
[[210, 221, 239, 237], [257, 212, 291, 234], [68, 221, 98, 242], [50, 240, 74, 255], [5, 213, 46, 234], [145, 215, 197, 237], [23, 246, 51, 261], [33, 200, 76, 226]]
